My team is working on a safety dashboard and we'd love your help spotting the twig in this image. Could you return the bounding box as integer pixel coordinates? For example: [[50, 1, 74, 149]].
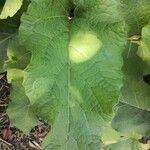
[[0, 137, 12, 146], [29, 140, 42, 150], [0, 104, 8, 107]]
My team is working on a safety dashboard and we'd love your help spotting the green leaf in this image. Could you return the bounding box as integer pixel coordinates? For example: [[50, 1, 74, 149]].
[[117, 5, 150, 109], [5, 36, 37, 134], [101, 123, 127, 146], [0, 15, 20, 73], [111, 2, 150, 139], [0, 0, 23, 19], [137, 25, 150, 62], [0, 0, 38, 134], [5, 36, 31, 70], [121, 0, 150, 35], [73, 0, 123, 24], [119, 26, 150, 111], [119, 71, 150, 111], [0, 1, 29, 73], [0, 33, 9, 73], [102, 126, 148, 150], [112, 102, 150, 137], [19, 0, 126, 149], [112, 24, 150, 137], [104, 139, 147, 150], [7, 69, 39, 134]]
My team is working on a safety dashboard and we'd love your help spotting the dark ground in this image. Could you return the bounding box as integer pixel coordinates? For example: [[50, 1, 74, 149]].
[[0, 73, 49, 150]]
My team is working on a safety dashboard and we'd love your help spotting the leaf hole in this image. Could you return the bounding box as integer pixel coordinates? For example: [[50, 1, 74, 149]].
[[143, 74, 150, 85], [68, 8, 75, 20]]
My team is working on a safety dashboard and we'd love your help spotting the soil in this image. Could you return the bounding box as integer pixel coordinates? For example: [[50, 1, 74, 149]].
[[0, 73, 49, 150]]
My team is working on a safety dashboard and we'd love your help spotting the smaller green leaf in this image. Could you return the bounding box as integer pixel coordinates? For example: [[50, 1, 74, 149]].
[[7, 69, 39, 134], [111, 102, 150, 137], [5, 36, 31, 70], [102, 124, 127, 146], [121, 37, 150, 110], [0, 0, 23, 19], [5, 35, 37, 134], [137, 25, 150, 62], [0, 11, 20, 73], [0, 34, 8, 73], [104, 139, 147, 150]]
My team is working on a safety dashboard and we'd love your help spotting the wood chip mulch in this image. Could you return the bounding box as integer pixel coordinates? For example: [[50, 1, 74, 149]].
[[0, 73, 50, 150]]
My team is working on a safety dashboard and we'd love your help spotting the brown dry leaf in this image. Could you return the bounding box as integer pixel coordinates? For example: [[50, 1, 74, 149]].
[[2, 128, 12, 140]]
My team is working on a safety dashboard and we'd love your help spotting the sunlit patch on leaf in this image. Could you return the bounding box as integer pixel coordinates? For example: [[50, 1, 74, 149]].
[[137, 42, 150, 61], [69, 31, 102, 63]]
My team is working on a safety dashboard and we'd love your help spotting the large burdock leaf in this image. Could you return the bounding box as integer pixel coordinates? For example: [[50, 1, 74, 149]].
[[0, 0, 23, 19], [19, 0, 126, 149]]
